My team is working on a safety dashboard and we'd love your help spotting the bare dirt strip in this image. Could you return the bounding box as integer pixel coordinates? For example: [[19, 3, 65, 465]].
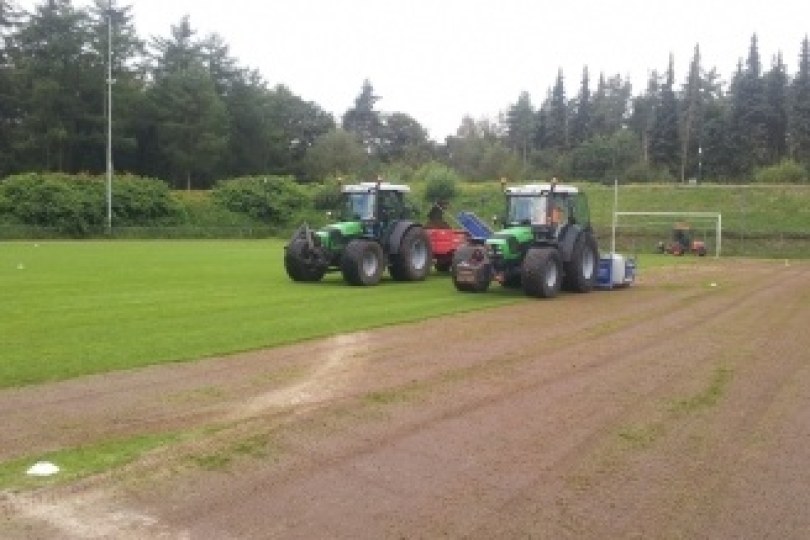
[[2, 258, 809, 539]]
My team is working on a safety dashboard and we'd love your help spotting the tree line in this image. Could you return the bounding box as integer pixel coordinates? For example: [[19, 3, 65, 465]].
[[1, 0, 809, 187]]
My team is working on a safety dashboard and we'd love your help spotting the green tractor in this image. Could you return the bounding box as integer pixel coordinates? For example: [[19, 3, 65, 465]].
[[284, 182, 432, 286], [451, 182, 599, 298]]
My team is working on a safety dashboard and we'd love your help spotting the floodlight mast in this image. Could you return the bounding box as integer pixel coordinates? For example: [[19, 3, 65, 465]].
[[611, 177, 618, 255], [105, 0, 113, 234]]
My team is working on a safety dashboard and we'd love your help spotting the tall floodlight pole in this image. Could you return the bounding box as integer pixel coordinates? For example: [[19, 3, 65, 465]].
[[611, 177, 618, 256], [105, 1, 113, 234]]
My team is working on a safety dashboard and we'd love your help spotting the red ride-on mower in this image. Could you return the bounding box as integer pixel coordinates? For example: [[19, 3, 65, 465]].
[[657, 222, 707, 256]]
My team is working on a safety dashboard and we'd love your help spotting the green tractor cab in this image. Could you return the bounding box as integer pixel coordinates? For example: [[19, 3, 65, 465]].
[[284, 182, 432, 286], [451, 183, 599, 298]]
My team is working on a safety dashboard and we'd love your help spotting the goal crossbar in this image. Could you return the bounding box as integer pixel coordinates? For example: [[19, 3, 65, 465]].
[[615, 211, 722, 258]]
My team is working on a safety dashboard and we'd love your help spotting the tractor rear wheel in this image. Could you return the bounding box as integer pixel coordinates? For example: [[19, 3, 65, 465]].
[[341, 240, 384, 286], [284, 238, 327, 282], [390, 226, 432, 281], [451, 245, 492, 292], [521, 247, 562, 298], [563, 233, 598, 292]]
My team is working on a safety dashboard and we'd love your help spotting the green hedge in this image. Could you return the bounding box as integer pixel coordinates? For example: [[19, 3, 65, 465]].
[[211, 175, 306, 224], [0, 173, 182, 235]]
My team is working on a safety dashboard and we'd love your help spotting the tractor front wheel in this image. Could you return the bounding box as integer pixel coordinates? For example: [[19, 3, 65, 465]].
[[284, 238, 327, 282], [451, 245, 492, 292], [522, 247, 562, 298], [390, 227, 432, 281], [341, 240, 384, 286]]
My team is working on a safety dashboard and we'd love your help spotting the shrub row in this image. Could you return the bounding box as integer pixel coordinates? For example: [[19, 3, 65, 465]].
[[0, 173, 183, 235], [0, 173, 311, 237]]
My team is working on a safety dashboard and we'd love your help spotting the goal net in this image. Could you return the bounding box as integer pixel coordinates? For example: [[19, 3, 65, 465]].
[[612, 211, 722, 258]]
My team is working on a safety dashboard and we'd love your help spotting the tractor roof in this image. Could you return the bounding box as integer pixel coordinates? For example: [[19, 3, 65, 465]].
[[505, 183, 578, 195], [342, 182, 410, 193]]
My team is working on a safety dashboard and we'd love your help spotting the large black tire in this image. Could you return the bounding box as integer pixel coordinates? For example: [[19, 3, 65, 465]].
[[521, 247, 562, 298], [389, 226, 432, 281], [341, 240, 384, 286], [284, 238, 327, 282], [451, 245, 492, 292], [563, 233, 599, 292]]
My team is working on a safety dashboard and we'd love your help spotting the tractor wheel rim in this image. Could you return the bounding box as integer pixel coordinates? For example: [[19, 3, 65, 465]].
[[582, 248, 595, 279], [362, 250, 378, 276], [410, 239, 428, 271], [545, 262, 558, 288]]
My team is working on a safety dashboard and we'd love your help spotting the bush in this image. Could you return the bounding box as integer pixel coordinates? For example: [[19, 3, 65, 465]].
[[415, 162, 460, 203], [312, 177, 345, 211], [754, 159, 809, 184], [0, 173, 181, 235], [623, 161, 676, 183], [212, 175, 307, 224], [112, 174, 184, 225]]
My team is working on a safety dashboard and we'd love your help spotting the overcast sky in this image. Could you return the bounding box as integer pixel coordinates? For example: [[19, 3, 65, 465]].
[[17, 0, 810, 141]]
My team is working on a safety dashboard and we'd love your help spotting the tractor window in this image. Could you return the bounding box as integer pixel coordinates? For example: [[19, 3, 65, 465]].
[[508, 196, 547, 225], [572, 193, 590, 227], [343, 192, 375, 220], [548, 194, 569, 225], [378, 190, 404, 221]]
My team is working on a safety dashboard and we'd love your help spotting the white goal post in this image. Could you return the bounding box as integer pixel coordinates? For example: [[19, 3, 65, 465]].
[[614, 211, 723, 258]]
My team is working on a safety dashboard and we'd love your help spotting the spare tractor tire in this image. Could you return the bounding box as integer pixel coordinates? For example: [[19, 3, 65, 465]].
[[390, 226, 432, 281], [341, 240, 384, 286], [284, 238, 327, 282], [521, 247, 562, 298], [451, 245, 492, 292], [563, 233, 599, 292]]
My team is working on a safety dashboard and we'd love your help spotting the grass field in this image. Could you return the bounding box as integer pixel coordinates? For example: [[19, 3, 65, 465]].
[[2, 240, 527, 388], [0, 240, 740, 389]]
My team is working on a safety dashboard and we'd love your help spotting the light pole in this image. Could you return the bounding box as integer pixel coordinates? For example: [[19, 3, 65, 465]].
[[105, 1, 113, 234], [698, 145, 703, 183]]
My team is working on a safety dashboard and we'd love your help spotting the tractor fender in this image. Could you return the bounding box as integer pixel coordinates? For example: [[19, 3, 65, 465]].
[[386, 220, 420, 255], [558, 224, 585, 262]]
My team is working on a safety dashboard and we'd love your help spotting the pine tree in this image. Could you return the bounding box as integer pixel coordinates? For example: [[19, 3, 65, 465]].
[[0, 0, 24, 175], [12, 0, 97, 172], [544, 68, 567, 149], [680, 45, 703, 182], [569, 66, 592, 146], [506, 91, 534, 166], [729, 34, 770, 176], [764, 52, 789, 163], [650, 54, 680, 178], [629, 71, 660, 165], [342, 79, 382, 155], [81, 0, 145, 173], [789, 36, 810, 167], [142, 16, 228, 188]]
